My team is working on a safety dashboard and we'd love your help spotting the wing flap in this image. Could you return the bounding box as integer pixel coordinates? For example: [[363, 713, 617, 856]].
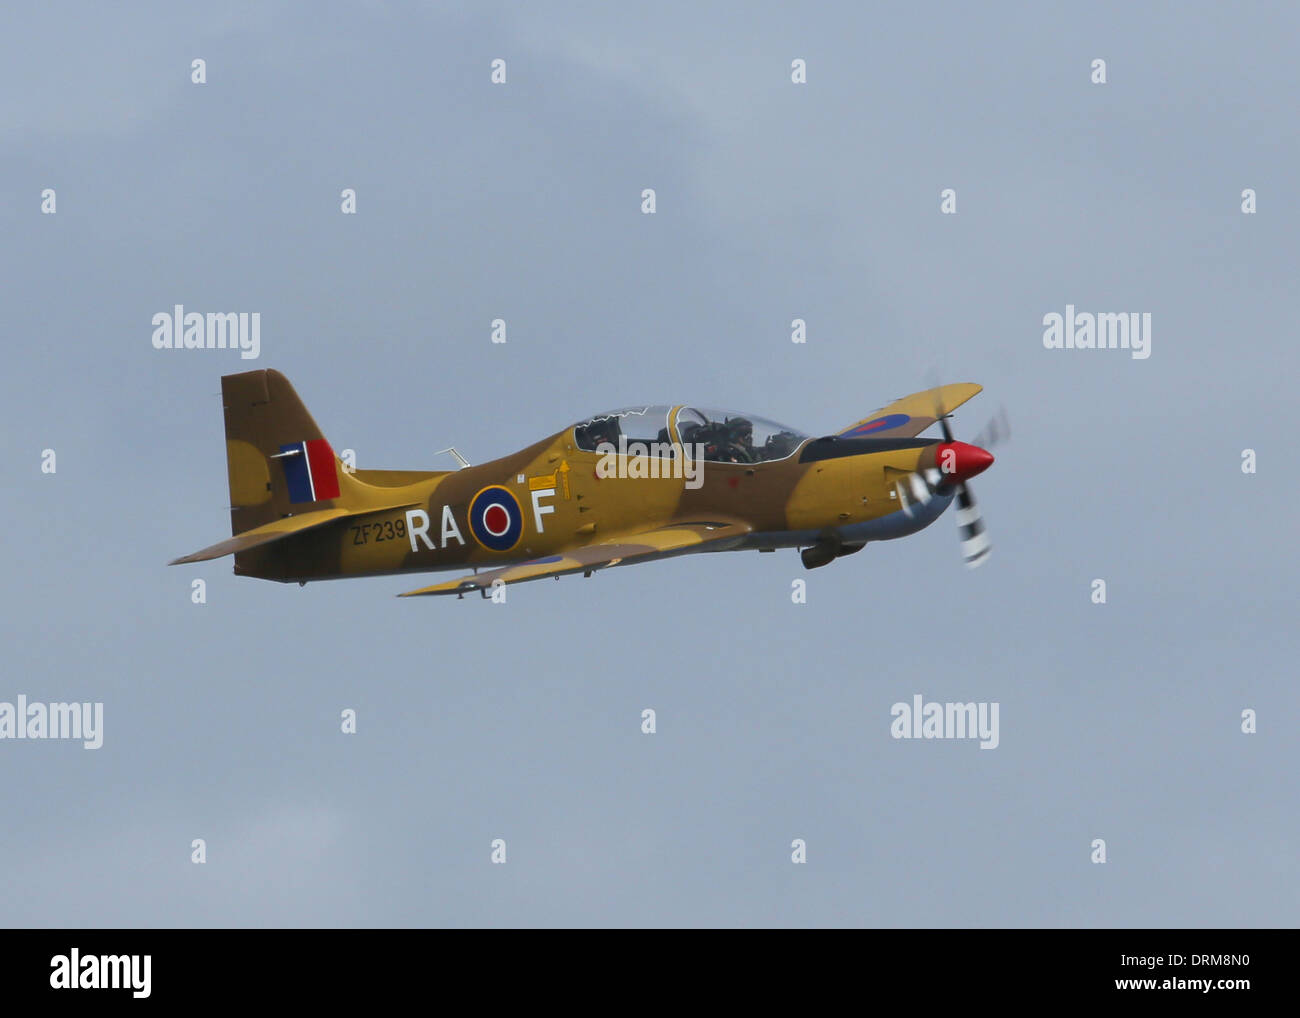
[[398, 521, 751, 597], [838, 383, 983, 439]]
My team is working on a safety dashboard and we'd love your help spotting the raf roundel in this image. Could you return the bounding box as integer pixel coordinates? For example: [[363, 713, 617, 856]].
[[468, 486, 524, 552]]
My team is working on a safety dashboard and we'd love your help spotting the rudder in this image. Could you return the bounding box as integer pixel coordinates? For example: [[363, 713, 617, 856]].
[[222, 369, 347, 536]]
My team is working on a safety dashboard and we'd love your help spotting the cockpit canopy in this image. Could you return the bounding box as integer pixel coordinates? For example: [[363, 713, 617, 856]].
[[573, 405, 809, 464]]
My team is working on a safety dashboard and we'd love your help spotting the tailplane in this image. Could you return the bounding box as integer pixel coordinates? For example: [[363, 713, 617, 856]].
[[169, 369, 439, 570]]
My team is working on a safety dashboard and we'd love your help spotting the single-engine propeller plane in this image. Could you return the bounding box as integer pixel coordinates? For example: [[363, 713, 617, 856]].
[[171, 370, 1002, 597]]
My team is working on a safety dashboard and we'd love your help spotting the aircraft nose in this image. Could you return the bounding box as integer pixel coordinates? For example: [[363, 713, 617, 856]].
[[937, 441, 994, 483]]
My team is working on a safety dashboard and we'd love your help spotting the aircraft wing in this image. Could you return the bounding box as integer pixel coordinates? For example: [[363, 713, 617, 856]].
[[397, 520, 752, 597], [837, 383, 983, 439]]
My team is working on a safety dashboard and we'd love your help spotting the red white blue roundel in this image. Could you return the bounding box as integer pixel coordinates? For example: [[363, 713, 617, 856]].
[[468, 486, 523, 552]]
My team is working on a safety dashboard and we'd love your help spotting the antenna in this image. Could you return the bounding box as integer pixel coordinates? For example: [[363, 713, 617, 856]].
[[434, 447, 471, 469]]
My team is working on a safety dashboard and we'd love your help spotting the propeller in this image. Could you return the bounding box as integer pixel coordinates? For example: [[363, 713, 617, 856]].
[[928, 394, 1006, 570]]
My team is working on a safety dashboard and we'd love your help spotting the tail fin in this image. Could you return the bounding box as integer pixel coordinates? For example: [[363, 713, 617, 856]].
[[171, 369, 447, 572], [222, 368, 356, 535]]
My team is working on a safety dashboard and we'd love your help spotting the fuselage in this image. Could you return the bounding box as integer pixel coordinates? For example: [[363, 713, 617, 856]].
[[234, 424, 959, 583]]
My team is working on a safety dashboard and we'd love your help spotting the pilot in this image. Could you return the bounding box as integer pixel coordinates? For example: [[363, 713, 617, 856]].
[[722, 417, 755, 463]]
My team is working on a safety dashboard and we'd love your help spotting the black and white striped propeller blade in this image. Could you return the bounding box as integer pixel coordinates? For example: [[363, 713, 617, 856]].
[[896, 468, 942, 517], [954, 483, 991, 569]]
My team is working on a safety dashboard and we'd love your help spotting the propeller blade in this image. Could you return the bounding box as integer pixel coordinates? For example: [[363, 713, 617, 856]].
[[954, 483, 991, 569], [897, 477, 913, 517], [972, 406, 1010, 450]]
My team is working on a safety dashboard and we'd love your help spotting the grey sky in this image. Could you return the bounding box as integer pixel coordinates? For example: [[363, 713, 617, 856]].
[[1, 1, 1297, 926]]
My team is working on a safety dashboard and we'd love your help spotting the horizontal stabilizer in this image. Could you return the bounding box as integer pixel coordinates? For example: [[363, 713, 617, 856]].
[[169, 504, 413, 564]]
